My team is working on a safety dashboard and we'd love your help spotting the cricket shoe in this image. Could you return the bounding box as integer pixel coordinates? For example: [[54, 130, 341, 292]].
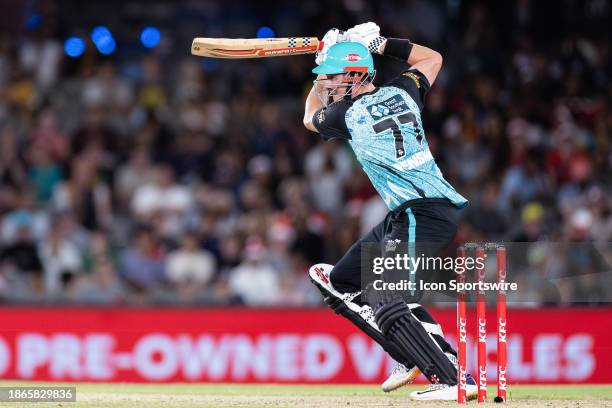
[[409, 374, 478, 401], [308, 263, 362, 303], [381, 362, 421, 392]]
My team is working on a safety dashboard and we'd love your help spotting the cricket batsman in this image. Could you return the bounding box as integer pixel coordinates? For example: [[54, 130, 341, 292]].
[[304, 23, 477, 400]]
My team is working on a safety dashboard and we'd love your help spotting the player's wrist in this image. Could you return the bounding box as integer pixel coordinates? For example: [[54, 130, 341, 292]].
[[382, 38, 413, 61], [368, 36, 387, 54]]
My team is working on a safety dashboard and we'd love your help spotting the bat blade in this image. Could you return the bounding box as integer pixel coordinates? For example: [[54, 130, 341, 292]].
[[191, 37, 321, 59]]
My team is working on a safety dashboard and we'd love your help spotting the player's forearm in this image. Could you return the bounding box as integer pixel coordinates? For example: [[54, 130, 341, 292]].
[[303, 82, 322, 132], [406, 44, 442, 67], [381, 39, 442, 85]]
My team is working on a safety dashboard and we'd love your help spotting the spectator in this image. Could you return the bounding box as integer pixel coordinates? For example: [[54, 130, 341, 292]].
[[462, 182, 507, 240], [218, 233, 243, 273], [0, 124, 27, 190], [291, 215, 325, 265], [305, 141, 352, 214], [498, 151, 552, 213], [228, 236, 281, 305], [27, 144, 63, 204], [1, 190, 49, 243], [510, 202, 546, 242], [131, 164, 193, 239], [565, 208, 594, 241], [166, 231, 216, 286], [119, 225, 166, 292], [52, 158, 112, 231], [28, 108, 69, 164], [71, 259, 124, 304], [115, 146, 156, 210], [84, 230, 115, 271], [588, 186, 612, 242], [0, 222, 44, 294], [39, 217, 83, 294]]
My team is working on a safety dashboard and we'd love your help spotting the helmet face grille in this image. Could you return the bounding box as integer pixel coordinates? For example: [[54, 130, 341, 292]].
[[313, 70, 376, 106]]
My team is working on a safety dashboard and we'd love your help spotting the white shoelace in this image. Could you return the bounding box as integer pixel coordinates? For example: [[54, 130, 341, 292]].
[[392, 363, 407, 375], [421, 383, 449, 392]]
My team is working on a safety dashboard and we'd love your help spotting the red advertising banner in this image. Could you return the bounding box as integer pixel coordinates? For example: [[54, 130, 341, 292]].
[[0, 307, 610, 384]]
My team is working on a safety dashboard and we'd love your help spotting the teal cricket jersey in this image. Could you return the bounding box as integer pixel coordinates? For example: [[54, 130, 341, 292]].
[[312, 69, 468, 210]]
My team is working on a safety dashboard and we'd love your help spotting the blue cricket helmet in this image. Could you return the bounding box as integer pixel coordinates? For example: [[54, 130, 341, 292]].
[[312, 42, 375, 75]]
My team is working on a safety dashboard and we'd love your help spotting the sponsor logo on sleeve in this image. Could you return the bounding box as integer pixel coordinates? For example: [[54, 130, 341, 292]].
[[402, 71, 421, 88], [317, 110, 325, 123]]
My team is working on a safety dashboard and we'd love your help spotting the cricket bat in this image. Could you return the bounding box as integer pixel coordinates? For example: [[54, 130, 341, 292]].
[[191, 37, 322, 58]]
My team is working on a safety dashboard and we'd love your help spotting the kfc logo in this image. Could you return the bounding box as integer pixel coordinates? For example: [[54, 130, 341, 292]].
[[478, 318, 487, 343], [498, 318, 507, 343], [479, 365, 487, 389], [458, 365, 467, 391], [498, 366, 507, 390], [459, 318, 467, 343]]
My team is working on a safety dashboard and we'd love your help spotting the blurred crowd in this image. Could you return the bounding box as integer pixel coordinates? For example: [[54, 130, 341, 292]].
[[0, 0, 610, 305]]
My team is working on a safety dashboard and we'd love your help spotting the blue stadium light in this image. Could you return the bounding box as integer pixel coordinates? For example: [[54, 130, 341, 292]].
[[91, 26, 112, 45], [256, 26, 275, 38], [96, 36, 116, 55], [140, 26, 161, 49], [64, 37, 86, 58]]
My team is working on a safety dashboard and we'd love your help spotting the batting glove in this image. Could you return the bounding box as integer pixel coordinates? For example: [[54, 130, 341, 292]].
[[315, 28, 347, 65], [346, 22, 386, 54]]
